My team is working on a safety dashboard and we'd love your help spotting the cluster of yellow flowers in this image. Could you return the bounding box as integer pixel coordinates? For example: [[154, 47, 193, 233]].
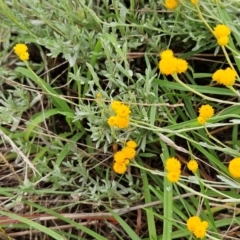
[[165, 157, 181, 182], [213, 24, 231, 46], [228, 157, 240, 178], [113, 140, 137, 174], [212, 67, 237, 87], [197, 104, 214, 125], [187, 159, 198, 173], [13, 43, 29, 61], [158, 49, 188, 75], [107, 100, 131, 129], [187, 216, 209, 239]]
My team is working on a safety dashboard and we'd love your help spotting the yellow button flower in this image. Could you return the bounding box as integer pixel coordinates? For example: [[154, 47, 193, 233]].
[[115, 104, 131, 118], [217, 36, 229, 46], [165, 0, 179, 10], [212, 67, 237, 87], [198, 104, 214, 120], [193, 221, 208, 239], [160, 49, 174, 59], [187, 160, 198, 173], [187, 216, 201, 232], [107, 116, 116, 126], [176, 58, 188, 74], [122, 147, 136, 159], [167, 170, 181, 183], [213, 24, 231, 38], [114, 151, 127, 163], [114, 116, 129, 129], [197, 116, 206, 125], [113, 162, 127, 174], [13, 43, 29, 61], [159, 50, 188, 75], [165, 157, 181, 172], [126, 140, 137, 149], [159, 57, 177, 75], [228, 157, 240, 178]]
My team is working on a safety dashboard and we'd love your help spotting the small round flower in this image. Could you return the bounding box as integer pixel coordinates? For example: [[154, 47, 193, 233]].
[[217, 36, 229, 46], [111, 100, 122, 112], [159, 57, 177, 75], [213, 24, 231, 38], [201, 221, 209, 229], [122, 147, 136, 159], [114, 116, 129, 129], [114, 151, 127, 163], [14, 43, 28, 55], [113, 161, 127, 174], [212, 69, 224, 82], [176, 58, 188, 74], [193, 222, 208, 239], [107, 116, 116, 126], [228, 157, 240, 178], [13, 43, 29, 61], [198, 104, 214, 120], [115, 104, 131, 117], [187, 216, 201, 232], [165, 157, 181, 172], [187, 160, 198, 173], [18, 52, 29, 61], [126, 140, 137, 149], [223, 68, 237, 86], [160, 49, 174, 59], [165, 0, 179, 10], [197, 116, 206, 125], [167, 170, 181, 182]]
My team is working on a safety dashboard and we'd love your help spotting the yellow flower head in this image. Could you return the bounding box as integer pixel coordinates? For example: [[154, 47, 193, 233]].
[[213, 24, 231, 38], [122, 147, 136, 159], [14, 43, 28, 55], [107, 116, 117, 126], [228, 157, 240, 178], [202, 221, 209, 229], [212, 69, 224, 83], [193, 221, 208, 239], [167, 170, 181, 183], [187, 216, 201, 232], [114, 151, 127, 163], [126, 140, 137, 149], [13, 43, 29, 61], [198, 104, 214, 120], [197, 116, 206, 125], [165, 0, 179, 10], [217, 36, 229, 46], [212, 68, 237, 87], [113, 161, 127, 174], [114, 116, 129, 129], [115, 104, 131, 118], [165, 157, 181, 172], [176, 58, 188, 74], [159, 57, 177, 75], [18, 52, 29, 61], [187, 160, 198, 173], [160, 49, 174, 59], [158, 50, 188, 75], [111, 100, 122, 112]]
